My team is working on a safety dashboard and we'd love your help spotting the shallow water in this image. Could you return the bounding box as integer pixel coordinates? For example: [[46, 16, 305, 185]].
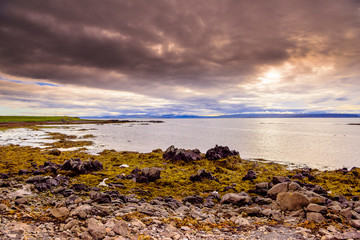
[[1, 118, 360, 170]]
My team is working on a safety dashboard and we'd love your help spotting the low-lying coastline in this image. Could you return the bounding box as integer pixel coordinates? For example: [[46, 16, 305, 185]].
[[0, 116, 163, 131], [1, 143, 360, 239]]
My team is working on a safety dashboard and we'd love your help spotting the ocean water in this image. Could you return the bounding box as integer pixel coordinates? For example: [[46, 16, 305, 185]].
[[1, 118, 360, 170]]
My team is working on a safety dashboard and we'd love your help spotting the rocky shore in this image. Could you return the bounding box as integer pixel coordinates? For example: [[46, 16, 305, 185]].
[[1, 144, 360, 239]]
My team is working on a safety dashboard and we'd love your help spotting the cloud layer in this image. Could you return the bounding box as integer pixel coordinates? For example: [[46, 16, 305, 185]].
[[0, 0, 360, 116]]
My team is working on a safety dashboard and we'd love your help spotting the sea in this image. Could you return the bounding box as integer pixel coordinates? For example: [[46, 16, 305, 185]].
[[1, 118, 360, 170]]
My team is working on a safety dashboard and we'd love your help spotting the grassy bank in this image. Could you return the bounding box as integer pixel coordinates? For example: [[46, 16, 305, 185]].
[[0, 116, 81, 122]]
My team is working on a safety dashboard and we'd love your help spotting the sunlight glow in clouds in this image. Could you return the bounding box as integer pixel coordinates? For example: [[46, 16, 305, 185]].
[[0, 0, 359, 116]]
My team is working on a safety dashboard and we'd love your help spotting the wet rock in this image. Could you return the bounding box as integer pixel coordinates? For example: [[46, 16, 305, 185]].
[[190, 169, 218, 182], [220, 193, 252, 206], [61, 158, 103, 175], [163, 145, 202, 162], [183, 195, 204, 205], [71, 183, 90, 191], [242, 170, 257, 181], [205, 145, 239, 160], [306, 212, 325, 223], [87, 218, 106, 240], [50, 207, 70, 219], [276, 192, 310, 211]]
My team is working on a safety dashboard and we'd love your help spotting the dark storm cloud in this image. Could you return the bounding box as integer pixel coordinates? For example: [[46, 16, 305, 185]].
[[1, 0, 359, 97]]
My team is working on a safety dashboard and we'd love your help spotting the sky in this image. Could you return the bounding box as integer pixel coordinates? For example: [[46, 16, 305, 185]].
[[0, 0, 360, 117]]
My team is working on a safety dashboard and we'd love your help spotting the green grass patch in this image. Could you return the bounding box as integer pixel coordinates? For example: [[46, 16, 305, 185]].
[[0, 116, 81, 122]]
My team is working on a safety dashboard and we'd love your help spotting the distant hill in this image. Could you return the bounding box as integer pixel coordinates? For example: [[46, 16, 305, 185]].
[[86, 113, 360, 119]]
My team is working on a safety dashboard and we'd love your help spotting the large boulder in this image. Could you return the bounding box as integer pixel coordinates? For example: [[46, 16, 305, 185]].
[[267, 182, 289, 199], [163, 145, 202, 162], [61, 158, 103, 175], [190, 169, 218, 182], [205, 145, 239, 160], [220, 193, 252, 206], [276, 192, 310, 211]]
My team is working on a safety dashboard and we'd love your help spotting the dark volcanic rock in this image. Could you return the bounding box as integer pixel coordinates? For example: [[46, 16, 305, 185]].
[[0, 173, 9, 179], [97, 193, 112, 204], [18, 169, 31, 175], [71, 183, 90, 191], [205, 145, 239, 160], [190, 169, 218, 182], [183, 195, 204, 205], [242, 170, 257, 181], [127, 167, 162, 183], [249, 182, 269, 196], [270, 176, 290, 186], [61, 158, 103, 175], [163, 145, 202, 162]]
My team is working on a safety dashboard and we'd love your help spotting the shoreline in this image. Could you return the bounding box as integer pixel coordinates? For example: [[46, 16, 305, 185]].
[[1, 144, 360, 239]]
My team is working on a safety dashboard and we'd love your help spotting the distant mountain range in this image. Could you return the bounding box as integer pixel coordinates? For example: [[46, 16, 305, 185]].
[[85, 113, 360, 119]]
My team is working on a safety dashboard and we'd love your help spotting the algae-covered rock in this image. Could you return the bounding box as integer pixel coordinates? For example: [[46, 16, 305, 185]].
[[61, 158, 103, 175], [242, 170, 257, 181], [163, 145, 201, 162], [205, 145, 239, 160], [190, 169, 218, 182]]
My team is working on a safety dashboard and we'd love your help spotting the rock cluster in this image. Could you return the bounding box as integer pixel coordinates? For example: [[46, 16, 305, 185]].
[[61, 158, 103, 175], [205, 145, 239, 160], [163, 145, 202, 162]]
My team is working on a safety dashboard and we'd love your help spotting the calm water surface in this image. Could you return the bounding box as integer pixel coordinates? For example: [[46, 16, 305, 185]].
[[1, 118, 360, 170]]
